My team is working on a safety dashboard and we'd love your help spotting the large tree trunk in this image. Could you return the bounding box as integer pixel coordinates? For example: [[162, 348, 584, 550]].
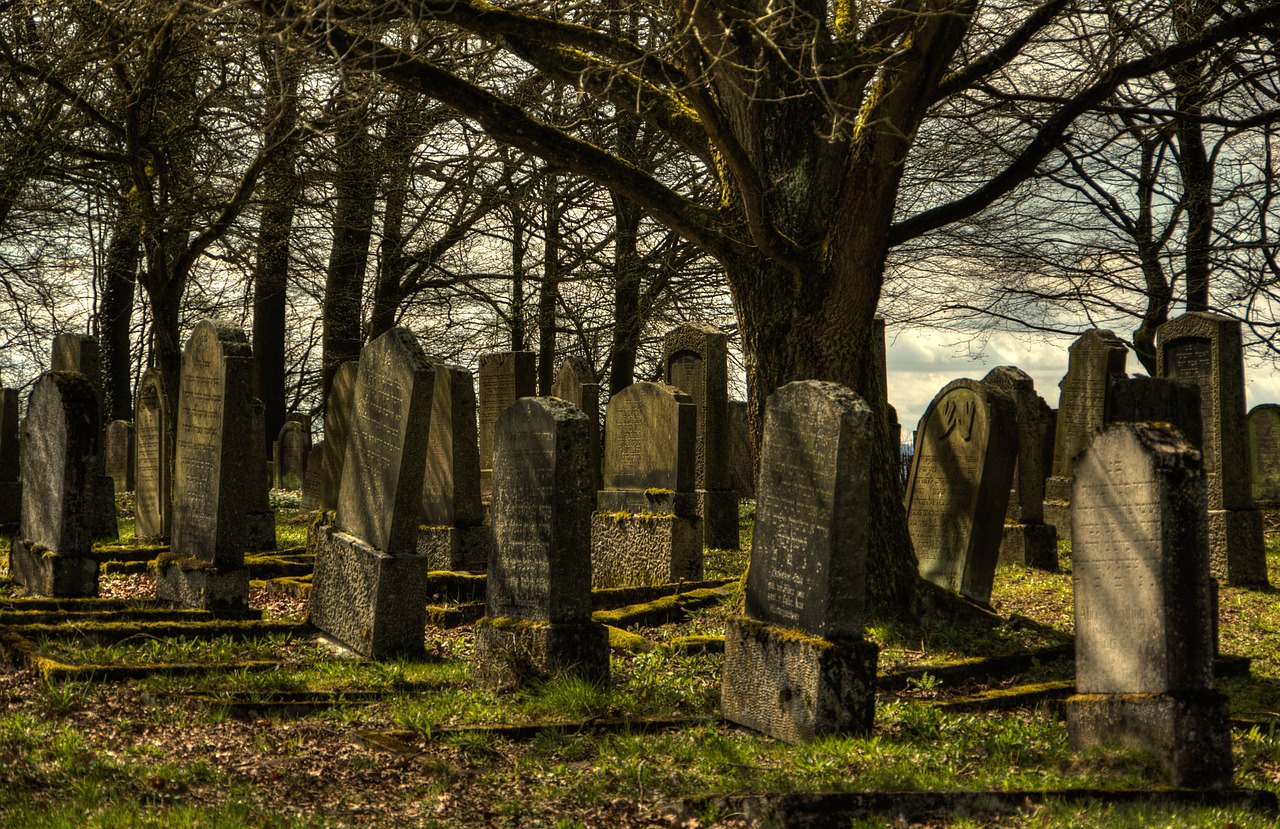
[[609, 113, 643, 397], [368, 92, 422, 342], [509, 200, 528, 352], [537, 172, 562, 394], [99, 207, 141, 422]]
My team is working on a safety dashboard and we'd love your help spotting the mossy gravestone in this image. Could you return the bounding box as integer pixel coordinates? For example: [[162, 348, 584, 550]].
[[905, 379, 1017, 605], [133, 368, 170, 541], [321, 360, 357, 511], [722, 381, 879, 742], [301, 441, 325, 511], [0, 386, 20, 527], [476, 397, 608, 687], [478, 350, 536, 503], [10, 372, 100, 597], [1066, 423, 1232, 788], [1247, 404, 1280, 506], [309, 328, 435, 658], [416, 363, 488, 571]]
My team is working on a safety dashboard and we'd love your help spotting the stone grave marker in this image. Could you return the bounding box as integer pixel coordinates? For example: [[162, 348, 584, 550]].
[[9, 372, 100, 596], [722, 381, 880, 742], [417, 363, 488, 571], [301, 441, 325, 511], [0, 387, 20, 527], [478, 350, 536, 502], [244, 397, 276, 550], [276, 420, 310, 490], [104, 420, 135, 495], [1247, 404, 1280, 506], [905, 379, 1017, 605], [728, 400, 756, 500], [321, 360, 358, 510], [309, 328, 435, 658], [475, 397, 608, 686], [551, 356, 602, 493], [592, 381, 701, 587], [50, 333, 102, 394], [1065, 422, 1231, 787], [133, 368, 170, 540], [1157, 312, 1266, 585]]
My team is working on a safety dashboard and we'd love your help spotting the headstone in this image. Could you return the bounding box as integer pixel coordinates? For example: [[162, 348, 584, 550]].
[[10, 372, 100, 596], [1247, 404, 1280, 506], [722, 381, 880, 742], [0, 388, 20, 527], [477, 350, 536, 502], [321, 361, 358, 511], [475, 397, 608, 687], [301, 441, 325, 511], [155, 320, 257, 612], [905, 379, 1018, 605], [244, 398, 276, 551], [981, 367, 1057, 570], [276, 420, 310, 490], [1042, 330, 1128, 542], [1108, 376, 1204, 450], [309, 328, 435, 658], [662, 323, 738, 550], [1157, 312, 1267, 586], [133, 368, 171, 540], [591, 382, 701, 588], [1065, 423, 1231, 788], [417, 363, 488, 571], [50, 333, 102, 395], [551, 357, 602, 493], [728, 400, 756, 500], [104, 420, 135, 495]]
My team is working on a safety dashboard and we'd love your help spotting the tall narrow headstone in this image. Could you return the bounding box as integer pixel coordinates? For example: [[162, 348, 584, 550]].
[[551, 357, 602, 493], [592, 382, 701, 587], [417, 363, 488, 571], [1042, 330, 1128, 542], [1247, 404, 1280, 506], [905, 379, 1018, 605], [0, 387, 20, 527], [1157, 312, 1267, 586], [309, 328, 435, 658], [982, 367, 1057, 570], [662, 323, 738, 550], [475, 397, 608, 687], [1065, 423, 1232, 788], [301, 441, 325, 510], [104, 420, 135, 495], [722, 382, 880, 742], [275, 420, 310, 490], [728, 400, 756, 500], [244, 398, 276, 551], [477, 350, 537, 502], [155, 320, 257, 612], [321, 361, 358, 511], [133, 368, 170, 540]]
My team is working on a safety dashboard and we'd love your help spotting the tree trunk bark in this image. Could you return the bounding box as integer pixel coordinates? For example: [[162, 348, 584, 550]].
[[609, 113, 643, 397], [510, 199, 528, 352], [99, 207, 141, 422], [368, 93, 421, 342], [537, 173, 562, 394]]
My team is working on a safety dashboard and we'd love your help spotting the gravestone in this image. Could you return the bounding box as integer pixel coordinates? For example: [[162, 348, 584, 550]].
[[1157, 312, 1267, 586], [155, 320, 257, 612], [982, 367, 1057, 570], [1247, 404, 1280, 506], [905, 379, 1018, 605], [1043, 330, 1128, 542], [321, 361, 358, 511], [133, 368, 171, 540], [592, 382, 701, 587], [104, 420, 135, 495], [728, 400, 756, 500], [722, 382, 880, 742], [475, 397, 608, 687], [309, 328, 435, 658], [276, 420, 310, 490], [1065, 423, 1231, 788], [244, 398, 276, 550], [477, 350, 536, 503], [416, 363, 488, 571], [662, 323, 738, 550], [551, 357, 602, 493], [0, 387, 20, 527], [9, 372, 100, 596], [50, 333, 102, 394], [301, 441, 325, 510]]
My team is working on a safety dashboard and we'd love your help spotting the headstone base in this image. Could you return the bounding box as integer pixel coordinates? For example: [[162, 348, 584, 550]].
[[721, 616, 879, 743], [474, 616, 609, 688], [0, 480, 20, 526], [590, 512, 702, 588], [154, 558, 248, 612], [308, 525, 430, 659], [1207, 508, 1268, 587], [245, 510, 277, 552], [998, 523, 1058, 570], [1065, 692, 1233, 788], [597, 489, 698, 517], [1042, 477, 1072, 544], [698, 489, 739, 550], [416, 525, 490, 572], [9, 536, 97, 597]]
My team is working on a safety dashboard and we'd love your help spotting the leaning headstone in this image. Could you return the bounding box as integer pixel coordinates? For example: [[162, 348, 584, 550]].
[[1247, 404, 1280, 506], [0, 387, 20, 527], [551, 357, 602, 493], [416, 363, 488, 571], [478, 351, 536, 503], [1042, 330, 1128, 542], [1157, 312, 1267, 586], [321, 361, 358, 511], [905, 379, 1018, 605], [10, 373, 100, 596], [982, 367, 1057, 570], [276, 420, 310, 490], [301, 441, 325, 511], [475, 397, 608, 687], [155, 320, 256, 612], [728, 400, 755, 500], [104, 420, 135, 495], [1065, 423, 1231, 788], [133, 368, 171, 540], [722, 381, 880, 742], [663, 323, 738, 550], [592, 382, 701, 588], [308, 328, 435, 658]]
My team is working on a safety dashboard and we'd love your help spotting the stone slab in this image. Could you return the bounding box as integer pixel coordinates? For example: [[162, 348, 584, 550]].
[[1208, 508, 1267, 586], [590, 513, 702, 588], [415, 524, 490, 572], [153, 560, 250, 613], [698, 488, 739, 550], [10, 536, 98, 597], [473, 617, 609, 688], [998, 523, 1058, 570]]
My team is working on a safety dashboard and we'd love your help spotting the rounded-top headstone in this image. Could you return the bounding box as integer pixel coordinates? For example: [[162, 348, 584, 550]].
[[1248, 404, 1280, 505], [601, 381, 696, 493], [21, 371, 100, 555]]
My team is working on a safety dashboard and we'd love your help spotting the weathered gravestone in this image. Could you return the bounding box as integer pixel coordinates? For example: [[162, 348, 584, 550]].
[[275, 420, 310, 490], [1108, 376, 1204, 450], [9, 373, 100, 596], [1247, 404, 1280, 506], [321, 360, 358, 511], [155, 320, 257, 612], [478, 350, 536, 503], [244, 398, 277, 551], [551, 357, 602, 493], [308, 328, 435, 658], [133, 368, 171, 540], [104, 420, 135, 495], [475, 397, 608, 686], [1065, 423, 1232, 788], [905, 379, 1017, 605], [663, 323, 738, 550], [50, 333, 102, 393], [981, 367, 1057, 570], [1043, 330, 1128, 542], [0, 387, 20, 527], [592, 382, 701, 588], [301, 441, 325, 511], [1157, 312, 1267, 586], [416, 363, 488, 571], [728, 400, 756, 500], [722, 381, 880, 742]]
